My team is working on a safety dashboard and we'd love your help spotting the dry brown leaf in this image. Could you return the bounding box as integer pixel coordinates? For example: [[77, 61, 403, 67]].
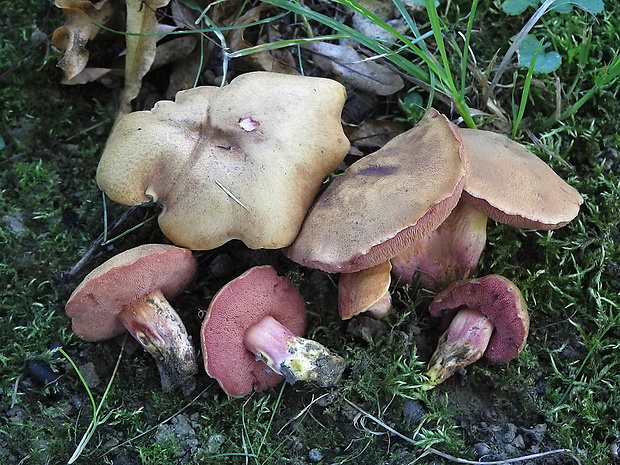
[[52, 0, 114, 80], [61, 67, 112, 85], [344, 119, 407, 153], [228, 4, 298, 75], [304, 41, 403, 96], [117, 0, 170, 121]]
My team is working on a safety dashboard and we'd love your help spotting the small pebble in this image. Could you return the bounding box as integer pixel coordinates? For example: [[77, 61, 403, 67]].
[[402, 400, 427, 424], [27, 359, 60, 384], [308, 448, 323, 462], [474, 442, 492, 457]]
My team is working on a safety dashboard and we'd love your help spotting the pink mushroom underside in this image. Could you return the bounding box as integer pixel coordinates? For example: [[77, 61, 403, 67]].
[[65, 245, 197, 341], [201, 266, 307, 397], [430, 276, 529, 363]]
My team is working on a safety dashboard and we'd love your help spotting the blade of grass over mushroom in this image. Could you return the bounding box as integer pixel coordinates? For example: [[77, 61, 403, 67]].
[[224, 35, 349, 59], [264, 0, 477, 127]]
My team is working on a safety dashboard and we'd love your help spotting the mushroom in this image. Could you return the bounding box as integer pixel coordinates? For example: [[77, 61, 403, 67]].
[[391, 200, 488, 291], [338, 261, 392, 320], [96, 71, 350, 251], [285, 108, 465, 274], [391, 128, 583, 291], [201, 265, 346, 397], [65, 244, 198, 393], [422, 274, 530, 389], [460, 128, 583, 229]]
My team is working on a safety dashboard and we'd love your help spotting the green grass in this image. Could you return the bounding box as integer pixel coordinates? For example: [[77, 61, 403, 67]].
[[1, 0, 619, 464]]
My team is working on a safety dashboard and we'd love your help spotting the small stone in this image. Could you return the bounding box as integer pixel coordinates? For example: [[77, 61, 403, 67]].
[[512, 434, 525, 449], [402, 400, 426, 424], [474, 442, 492, 457], [308, 448, 323, 462]]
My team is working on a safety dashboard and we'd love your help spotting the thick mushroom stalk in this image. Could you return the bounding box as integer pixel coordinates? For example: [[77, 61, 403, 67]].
[[118, 289, 198, 393], [423, 308, 494, 390], [244, 316, 345, 387]]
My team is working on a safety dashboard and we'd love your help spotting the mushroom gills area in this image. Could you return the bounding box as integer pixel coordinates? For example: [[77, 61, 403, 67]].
[[244, 316, 345, 387], [118, 289, 198, 393], [423, 307, 494, 390]]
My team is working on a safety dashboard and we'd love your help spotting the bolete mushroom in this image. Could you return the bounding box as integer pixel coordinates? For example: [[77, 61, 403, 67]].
[[96, 71, 350, 250], [422, 274, 529, 389], [338, 261, 392, 320], [201, 265, 346, 397], [285, 108, 465, 274], [460, 128, 583, 229], [391, 128, 583, 291], [65, 244, 198, 393], [391, 200, 487, 291]]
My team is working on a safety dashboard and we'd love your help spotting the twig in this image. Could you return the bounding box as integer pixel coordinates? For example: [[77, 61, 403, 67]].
[[342, 397, 579, 464]]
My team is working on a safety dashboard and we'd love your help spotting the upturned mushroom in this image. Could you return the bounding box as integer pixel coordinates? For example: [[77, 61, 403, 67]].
[[422, 274, 530, 389], [65, 244, 198, 393], [96, 71, 350, 251], [285, 108, 465, 274], [391, 128, 583, 291], [201, 265, 346, 397]]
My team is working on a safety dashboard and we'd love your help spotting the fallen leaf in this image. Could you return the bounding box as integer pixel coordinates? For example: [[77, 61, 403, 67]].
[[61, 67, 112, 85], [228, 4, 298, 74], [52, 0, 114, 80], [117, 0, 171, 120], [303, 41, 404, 96]]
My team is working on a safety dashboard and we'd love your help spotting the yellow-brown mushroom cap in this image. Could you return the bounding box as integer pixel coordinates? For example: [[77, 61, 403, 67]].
[[461, 129, 583, 229], [96, 72, 350, 250], [285, 108, 466, 273]]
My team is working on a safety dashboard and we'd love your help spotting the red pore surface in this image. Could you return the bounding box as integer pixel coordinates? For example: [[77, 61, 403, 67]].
[[201, 265, 307, 397], [65, 244, 197, 341], [429, 274, 529, 363]]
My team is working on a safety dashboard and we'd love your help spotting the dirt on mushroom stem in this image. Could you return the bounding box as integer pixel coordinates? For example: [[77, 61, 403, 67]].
[[245, 315, 346, 387], [118, 289, 198, 395]]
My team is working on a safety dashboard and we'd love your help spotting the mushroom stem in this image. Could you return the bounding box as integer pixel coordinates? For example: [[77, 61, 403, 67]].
[[423, 307, 494, 390], [391, 201, 488, 291], [118, 289, 198, 393], [244, 316, 345, 387]]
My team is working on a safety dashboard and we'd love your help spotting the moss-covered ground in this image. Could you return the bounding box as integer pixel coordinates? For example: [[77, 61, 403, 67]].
[[1, 1, 618, 464]]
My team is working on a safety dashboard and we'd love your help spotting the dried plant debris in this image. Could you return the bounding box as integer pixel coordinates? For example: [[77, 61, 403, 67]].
[[52, 0, 115, 80], [304, 41, 404, 95]]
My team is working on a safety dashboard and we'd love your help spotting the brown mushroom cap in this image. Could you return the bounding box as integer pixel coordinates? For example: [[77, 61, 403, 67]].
[[96, 71, 350, 250], [461, 128, 583, 229], [200, 265, 307, 397], [285, 108, 465, 273], [429, 274, 530, 363], [65, 244, 197, 341]]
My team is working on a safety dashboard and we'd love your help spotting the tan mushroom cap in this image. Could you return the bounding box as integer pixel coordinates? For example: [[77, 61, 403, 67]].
[[65, 244, 197, 341], [461, 128, 583, 229], [285, 108, 465, 273], [96, 71, 350, 250]]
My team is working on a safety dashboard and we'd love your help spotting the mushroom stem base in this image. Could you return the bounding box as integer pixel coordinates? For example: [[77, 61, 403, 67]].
[[423, 307, 494, 390], [244, 316, 345, 387], [119, 289, 198, 393]]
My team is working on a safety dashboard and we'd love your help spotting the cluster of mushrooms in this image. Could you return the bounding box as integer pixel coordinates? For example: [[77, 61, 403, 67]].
[[65, 71, 583, 396]]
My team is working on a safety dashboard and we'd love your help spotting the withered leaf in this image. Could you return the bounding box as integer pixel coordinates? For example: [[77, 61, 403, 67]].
[[303, 41, 404, 96]]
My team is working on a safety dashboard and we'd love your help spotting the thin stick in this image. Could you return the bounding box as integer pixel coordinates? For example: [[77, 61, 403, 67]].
[[343, 398, 578, 464]]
